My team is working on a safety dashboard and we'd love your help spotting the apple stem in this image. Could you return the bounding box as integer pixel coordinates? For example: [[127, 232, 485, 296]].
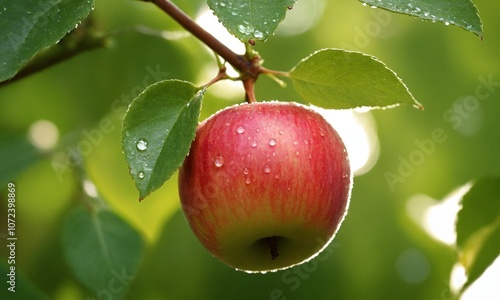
[[266, 236, 280, 260], [243, 78, 257, 103]]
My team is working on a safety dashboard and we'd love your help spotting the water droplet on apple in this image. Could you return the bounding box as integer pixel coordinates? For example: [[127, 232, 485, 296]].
[[225, 122, 231, 127], [214, 155, 224, 168], [243, 167, 250, 175], [251, 141, 258, 148], [293, 140, 298, 145], [278, 130, 284, 135], [245, 177, 251, 185], [268, 138, 277, 147], [138, 171, 145, 179], [263, 164, 271, 174], [255, 128, 260, 133], [295, 151, 300, 156], [274, 174, 280, 179], [136, 138, 148, 151], [236, 126, 246, 134]]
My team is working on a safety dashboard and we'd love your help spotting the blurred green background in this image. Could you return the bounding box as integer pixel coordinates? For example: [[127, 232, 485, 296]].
[[1, 0, 499, 299]]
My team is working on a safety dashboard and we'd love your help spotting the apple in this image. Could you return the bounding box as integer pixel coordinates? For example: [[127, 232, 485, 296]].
[[178, 101, 352, 273]]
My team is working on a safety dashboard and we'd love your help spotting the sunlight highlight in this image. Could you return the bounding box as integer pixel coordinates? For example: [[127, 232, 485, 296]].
[[277, 0, 326, 36], [313, 107, 379, 176], [461, 256, 500, 300], [407, 183, 472, 245], [196, 7, 245, 55]]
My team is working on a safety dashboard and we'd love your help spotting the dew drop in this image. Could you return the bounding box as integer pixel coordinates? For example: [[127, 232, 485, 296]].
[[225, 122, 231, 127], [274, 174, 280, 179], [245, 177, 251, 185], [255, 128, 261, 133], [263, 164, 271, 174], [236, 126, 246, 134], [268, 138, 277, 147], [295, 151, 300, 156], [243, 167, 250, 175], [138, 171, 145, 179], [251, 141, 258, 148], [214, 155, 224, 168], [278, 130, 284, 135], [293, 140, 298, 145], [136, 138, 148, 151]]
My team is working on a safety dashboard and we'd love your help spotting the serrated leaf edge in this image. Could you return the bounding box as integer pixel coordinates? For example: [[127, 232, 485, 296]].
[[290, 48, 423, 110]]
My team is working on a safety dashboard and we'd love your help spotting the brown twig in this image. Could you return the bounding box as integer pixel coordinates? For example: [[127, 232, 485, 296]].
[[148, 0, 266, 102]]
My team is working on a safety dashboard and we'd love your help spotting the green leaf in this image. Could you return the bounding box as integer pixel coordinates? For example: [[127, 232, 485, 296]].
[[0, 0, 95, 81], [289, 48, 422, 110], [207, 0, 296, 42], [122, 80, 204, 200], [360, 0, 483, 38], [0, 135, 40, 186], [456, 177, 500, 291], [62, 206, 145, 299]]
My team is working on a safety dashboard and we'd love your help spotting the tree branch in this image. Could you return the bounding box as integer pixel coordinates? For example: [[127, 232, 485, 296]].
[[149, 0, 260, 80]]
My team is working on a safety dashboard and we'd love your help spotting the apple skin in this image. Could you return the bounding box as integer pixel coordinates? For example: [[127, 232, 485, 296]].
[[178, 101, 352, 273]]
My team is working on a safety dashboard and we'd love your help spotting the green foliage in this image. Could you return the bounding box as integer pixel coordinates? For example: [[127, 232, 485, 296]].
[[122, 80, 204, 200], [0, 0, 95, 81], [0, 135, 40, 186], [61, 205, 145, 299], [456, 177, 500, 291], [0, 0, 497, 299], [290, 49, 422, 109], [208, 0, 297, 42], [360, 0, 483, 37]]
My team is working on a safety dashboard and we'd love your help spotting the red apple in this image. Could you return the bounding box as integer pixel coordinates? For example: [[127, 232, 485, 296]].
[[178, 101, 352, 273]]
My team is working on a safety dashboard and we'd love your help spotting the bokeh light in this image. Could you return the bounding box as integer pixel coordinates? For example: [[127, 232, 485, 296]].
[[28, 119, 59, 151], [313, 107, 380, 176]]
